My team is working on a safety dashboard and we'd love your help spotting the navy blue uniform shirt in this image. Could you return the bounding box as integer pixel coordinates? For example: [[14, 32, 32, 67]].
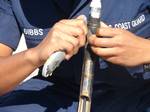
[[0, 1, 150, 111]]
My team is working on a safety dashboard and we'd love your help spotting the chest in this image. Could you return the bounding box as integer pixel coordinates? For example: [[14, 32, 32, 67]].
[[11, 0, 150, 48]]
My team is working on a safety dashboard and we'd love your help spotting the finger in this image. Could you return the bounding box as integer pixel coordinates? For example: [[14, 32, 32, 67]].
[[54, 22, 86, 47], [63, 41, 79, 60], [60, 41, 80, 60], [76, 15, 87, 22], [54, 22, 85, 37], [78, 34, 86, 47], [91, 47, 117, 57], [73, 47, 80, 55], [59, 40, 74, 60], [88, 35, 116, 47], [96, 27, 123, 37], [60, 31, 80, 56], [59, 18, 88, 35], [76, 15, 88, 36], [57, 30, 80, 49]]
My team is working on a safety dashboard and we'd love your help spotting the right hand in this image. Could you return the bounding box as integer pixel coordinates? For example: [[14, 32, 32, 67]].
[[31, 15, 88, 66]]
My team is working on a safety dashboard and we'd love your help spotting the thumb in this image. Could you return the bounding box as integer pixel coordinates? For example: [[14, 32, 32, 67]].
[[76, 15, 87, 23], [76, 15, 88, 35]]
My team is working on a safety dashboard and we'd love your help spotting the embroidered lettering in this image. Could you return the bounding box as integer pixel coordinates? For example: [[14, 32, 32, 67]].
[[23, 28, 43, 36], [113, 14, 146, 30]]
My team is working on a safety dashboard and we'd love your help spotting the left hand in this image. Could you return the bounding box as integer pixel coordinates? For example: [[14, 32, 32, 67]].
[[88, 23, 150, 67]]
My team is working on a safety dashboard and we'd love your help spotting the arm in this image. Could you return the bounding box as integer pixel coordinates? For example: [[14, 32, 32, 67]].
[[0, 44, 38, 95], [0, 15, 87, 96], [88, 24, 150, 67]]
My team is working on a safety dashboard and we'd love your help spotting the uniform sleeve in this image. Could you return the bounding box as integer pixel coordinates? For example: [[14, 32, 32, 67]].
[[0, 0, 21, 50]]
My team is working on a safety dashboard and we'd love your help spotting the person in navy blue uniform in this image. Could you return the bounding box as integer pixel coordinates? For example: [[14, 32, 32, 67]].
[[0, 0, 150, 112]]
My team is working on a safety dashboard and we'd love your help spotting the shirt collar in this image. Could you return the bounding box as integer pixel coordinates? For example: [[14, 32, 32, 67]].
[[70, 0, 89, 18]]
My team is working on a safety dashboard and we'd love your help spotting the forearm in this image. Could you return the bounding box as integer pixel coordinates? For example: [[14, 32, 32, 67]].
[[0, 48, 39, 95]]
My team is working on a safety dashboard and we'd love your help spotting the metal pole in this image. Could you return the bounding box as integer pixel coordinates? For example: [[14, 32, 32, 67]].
[[77, 0, 102, 112]]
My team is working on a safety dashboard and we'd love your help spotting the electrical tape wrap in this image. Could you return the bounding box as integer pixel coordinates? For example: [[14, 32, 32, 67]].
[[42, 51, 65, 77]]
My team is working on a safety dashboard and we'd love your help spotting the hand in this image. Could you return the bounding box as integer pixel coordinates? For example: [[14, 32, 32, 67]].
[[88, 23, 150, 67], [30, 15, 87, 66]]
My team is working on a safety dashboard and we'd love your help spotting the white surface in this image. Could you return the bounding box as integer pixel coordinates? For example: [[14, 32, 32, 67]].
[[13, 35, 27, 54], [42, 51, 65, 77], [14, 35, 39, 81]]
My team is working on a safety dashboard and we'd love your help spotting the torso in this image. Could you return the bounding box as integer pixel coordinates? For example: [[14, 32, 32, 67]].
[[10, 0, 150, 93]]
